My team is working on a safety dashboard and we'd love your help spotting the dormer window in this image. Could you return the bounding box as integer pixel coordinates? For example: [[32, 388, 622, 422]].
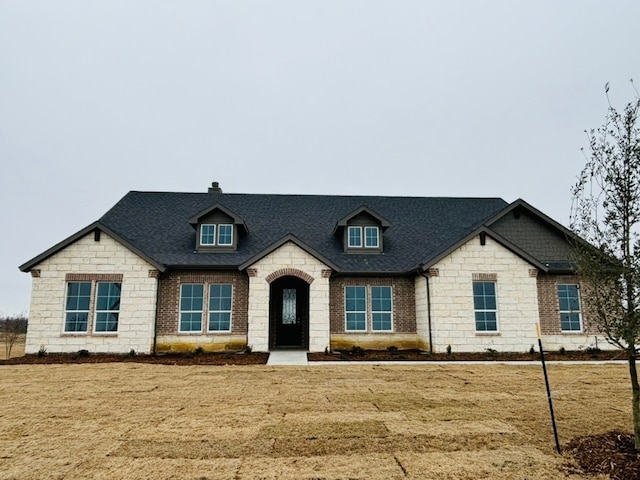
[[335, 206, 389, 254], [189, 203, 248, 253], [347, 226, 380, 249], [200, 224, 233, 247]]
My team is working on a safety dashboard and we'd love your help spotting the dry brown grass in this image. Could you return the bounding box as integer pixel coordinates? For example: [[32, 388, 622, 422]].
[[0, 358, 632, 479]]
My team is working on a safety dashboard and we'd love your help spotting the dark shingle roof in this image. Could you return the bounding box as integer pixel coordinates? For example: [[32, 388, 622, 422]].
[[97, 191, 509, 273]]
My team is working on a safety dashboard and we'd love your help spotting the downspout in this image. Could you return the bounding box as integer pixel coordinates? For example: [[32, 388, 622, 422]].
[[420, 271, 434, 354], [152, 273, 161, 356]]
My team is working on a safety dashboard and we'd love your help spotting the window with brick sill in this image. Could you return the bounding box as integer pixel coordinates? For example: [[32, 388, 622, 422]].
[[344, 285, 393, 332], [179, 283, 233, 333], [473, 281, 498, 332], [557, 284, 582, 332], [64, 281, 121, 334]]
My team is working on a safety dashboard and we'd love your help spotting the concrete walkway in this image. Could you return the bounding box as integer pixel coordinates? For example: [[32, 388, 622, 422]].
[[266, 350, 309, 366]]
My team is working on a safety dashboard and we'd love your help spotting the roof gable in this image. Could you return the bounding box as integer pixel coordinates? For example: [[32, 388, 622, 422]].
[[188, 203, 248, 234], [333, 205, 391, 234]]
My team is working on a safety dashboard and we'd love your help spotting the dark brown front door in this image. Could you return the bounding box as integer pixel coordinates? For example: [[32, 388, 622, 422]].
[[270, 276, 309, 349]]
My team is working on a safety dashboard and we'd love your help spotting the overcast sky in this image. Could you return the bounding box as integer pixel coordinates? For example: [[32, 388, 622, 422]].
[[1, 0, 639, 316]]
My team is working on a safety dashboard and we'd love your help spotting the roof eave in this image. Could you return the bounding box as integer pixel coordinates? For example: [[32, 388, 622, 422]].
[[19, 222, 166, 273]]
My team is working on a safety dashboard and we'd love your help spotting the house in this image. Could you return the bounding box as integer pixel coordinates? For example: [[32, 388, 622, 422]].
[[19, 182, 609, 355]]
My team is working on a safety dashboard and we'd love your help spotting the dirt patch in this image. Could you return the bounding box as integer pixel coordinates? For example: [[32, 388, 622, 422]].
[[0, 350, 268, 365], [308, 348, 625, 362], [566, 431, 640, 480]]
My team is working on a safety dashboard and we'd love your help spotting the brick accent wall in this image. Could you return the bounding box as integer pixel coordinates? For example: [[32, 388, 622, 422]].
[[329, 276, 416, 334], [157, 270, 249, 335], [537, 273, 597, 335]]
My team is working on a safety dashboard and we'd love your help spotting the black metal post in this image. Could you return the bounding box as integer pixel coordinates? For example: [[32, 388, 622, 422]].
[[538, 334, 562, 454]]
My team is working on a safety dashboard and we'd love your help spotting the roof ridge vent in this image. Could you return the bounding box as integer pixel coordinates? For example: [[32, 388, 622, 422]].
[[208, 182, 223, 194]]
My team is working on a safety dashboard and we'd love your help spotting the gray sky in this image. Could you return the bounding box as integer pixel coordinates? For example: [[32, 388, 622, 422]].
[[1, 0, 639, 316]]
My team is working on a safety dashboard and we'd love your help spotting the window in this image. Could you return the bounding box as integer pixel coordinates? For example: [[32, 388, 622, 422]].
[[473, 281, 498, 332], [364, 226, 379, 248], [217, 224, 233, 246], [65, 282, 91, 332], [558, 284, 582, 331], [371, 286, 392, 331], [201, 224, 216, 245], [208, 284, 233, 331], [94, 282, 121, 332], [348, 226, 362, 248], [345, 285, 393, 331], [345, 286, 367, 331], [179, 284, 204, 332]]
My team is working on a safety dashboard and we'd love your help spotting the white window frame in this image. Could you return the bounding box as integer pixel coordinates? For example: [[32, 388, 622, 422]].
[[344, 286, 367, 332], [200, 224, 216, 246], [558, 284, 583, 332], [93, 282, 121, 334], [179, 283, 204, 333], [347, 226, 363, 248], [217, 224, 234, 246], [473, 281, 499, 333], [207, 284, 233, 332], [364, 226, 380, 248], [64, 281, 92, 333], [371, 285, 393, 331]]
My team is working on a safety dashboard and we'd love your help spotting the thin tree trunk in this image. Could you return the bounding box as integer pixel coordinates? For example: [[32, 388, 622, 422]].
[[629, 349, 640, 450]]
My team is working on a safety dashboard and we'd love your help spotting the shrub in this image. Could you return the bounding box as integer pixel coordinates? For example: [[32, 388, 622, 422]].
[[77, 349, 90, 357], [243, 345, 253, 354], [529, 345, 536, 355], [194, 346, 204, 355], [128, 349, 136, 357], [37, 345, 47, 357], [485, 348, 498, 357], [350, 345, 365, 356], [559, 346, 566, 355], [446, 344, 452, 355], [387, 345, 399, 353]]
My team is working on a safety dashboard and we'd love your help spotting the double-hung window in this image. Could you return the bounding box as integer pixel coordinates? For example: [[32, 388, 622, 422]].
[[65, 282, 92, 332], [364, 227, 379, 248], [208, 284, 233, 332], [94, 282, 121, 332], [558, 284, 582, 331], [201, 224, 216, 245], [200, 223, 233, 247], [473, 281, 498, 332], [179, 284, 204, 332], [345, 286, 367, 331], [64, 281, 121, 333], [371, 286, 392, 331], [345, 285, 393, 331], [347, 226, 363, 248], [347, 226, 380, 249]]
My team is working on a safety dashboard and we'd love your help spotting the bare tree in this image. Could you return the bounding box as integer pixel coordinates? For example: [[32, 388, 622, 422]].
[[571, 81, 640, 450], [1, 314, 28, 359]]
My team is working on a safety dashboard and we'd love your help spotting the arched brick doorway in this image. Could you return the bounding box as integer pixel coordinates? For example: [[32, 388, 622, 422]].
[[269, 275, 310, 349]]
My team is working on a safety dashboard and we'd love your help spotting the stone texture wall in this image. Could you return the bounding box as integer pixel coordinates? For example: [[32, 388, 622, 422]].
[[246, 242, 331, 352], [155, 269, 249, 352], [25, 232, 158, 354], [427, 235, 539, 353]]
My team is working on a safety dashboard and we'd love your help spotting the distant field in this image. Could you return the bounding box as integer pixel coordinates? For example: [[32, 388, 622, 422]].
[[0, 334, 25, 360], [0, 361, 631, 479]]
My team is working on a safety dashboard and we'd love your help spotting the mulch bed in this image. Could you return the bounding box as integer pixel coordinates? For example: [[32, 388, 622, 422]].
[[0, 351, 269, 366], [566, 431, 640, 480], [307, 348, 625, 362]]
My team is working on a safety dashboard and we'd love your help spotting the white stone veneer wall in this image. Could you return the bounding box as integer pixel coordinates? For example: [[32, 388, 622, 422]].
[[427, 236, 539, 353], [25, 233, 158, 354], [247, 242, 330, 352], [414, 275, 430, 350]]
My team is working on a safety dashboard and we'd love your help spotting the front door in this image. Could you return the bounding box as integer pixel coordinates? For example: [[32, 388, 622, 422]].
[[270, 276, 309, 349]]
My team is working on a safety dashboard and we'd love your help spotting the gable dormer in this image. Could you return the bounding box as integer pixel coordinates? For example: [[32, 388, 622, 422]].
[[333, 206, 391, 254], [188, 203, 248, 252]]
